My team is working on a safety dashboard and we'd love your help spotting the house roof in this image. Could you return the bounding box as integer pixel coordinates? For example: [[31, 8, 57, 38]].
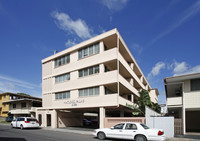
[[0, 92, 41, 100], [164, 73, 200, 83]]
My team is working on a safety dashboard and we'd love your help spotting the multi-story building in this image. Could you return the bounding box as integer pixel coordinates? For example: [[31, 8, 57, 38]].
[[37, 28, 159, 128], [164, 73, 200, 134], [0, 93, 10, 117], [0, 93, 42, 118]]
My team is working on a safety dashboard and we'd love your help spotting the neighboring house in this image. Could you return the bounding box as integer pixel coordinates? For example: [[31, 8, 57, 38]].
[[0, 93, 10, 117], [0, 93, 42, 118], [164, 73, 200, 134], [159, 104, 168, 116], [37, 28, 159, 128]]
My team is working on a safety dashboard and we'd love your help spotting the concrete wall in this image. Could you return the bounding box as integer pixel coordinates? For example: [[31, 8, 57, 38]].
[[145, 106, 174, 138]]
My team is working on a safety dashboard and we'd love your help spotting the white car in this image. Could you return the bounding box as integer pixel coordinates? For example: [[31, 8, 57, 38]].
[[93, 122, 165, 141], [11, 117, 40, 129]]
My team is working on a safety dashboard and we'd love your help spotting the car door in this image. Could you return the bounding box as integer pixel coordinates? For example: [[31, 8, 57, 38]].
[[16, 118, 22, 127], [12, 119, 17, 127], [121, 123, 138, 140], [106, 123, 125, 139]]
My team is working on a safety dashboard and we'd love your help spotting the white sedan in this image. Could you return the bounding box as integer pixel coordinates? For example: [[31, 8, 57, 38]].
[[11, 117, 40, 129], [93, 122, 165, 141]]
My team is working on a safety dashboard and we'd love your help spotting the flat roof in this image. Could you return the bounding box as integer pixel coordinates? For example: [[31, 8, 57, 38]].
[[164, 73, 200, 83], [42, 28, 118, 63]]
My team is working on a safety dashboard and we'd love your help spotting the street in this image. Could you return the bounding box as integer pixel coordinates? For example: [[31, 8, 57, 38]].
[[0, 125, 97, 141], [0, 124, 198, 141]]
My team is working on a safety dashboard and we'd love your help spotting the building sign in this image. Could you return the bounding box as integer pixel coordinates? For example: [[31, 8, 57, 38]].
[[64, 99, 85, 107]]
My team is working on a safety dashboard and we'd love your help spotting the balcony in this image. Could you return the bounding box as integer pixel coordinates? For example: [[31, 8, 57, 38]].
[[167, 97, 182, 107], [10, 107, 37, 114], [118, 53, 145, 89]]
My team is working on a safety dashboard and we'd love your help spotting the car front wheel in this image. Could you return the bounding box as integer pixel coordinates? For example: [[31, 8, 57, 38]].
[[97, 132, 106, 140], [135, 135, 147, 141], [20, 125, 24, 130], [11, 124, 13, 128]]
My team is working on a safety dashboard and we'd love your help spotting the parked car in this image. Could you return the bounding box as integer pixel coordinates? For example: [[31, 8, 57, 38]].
[[83, 118, 92, 126], [6, 117, 13, 122], [93, 122, 165, 141], [11, 117, 40, 130]]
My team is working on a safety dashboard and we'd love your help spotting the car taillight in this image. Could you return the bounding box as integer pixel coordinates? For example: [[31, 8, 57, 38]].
[[36, 121, 39, 123], [158, 130, 164, 135], [25, 121, 30, 123]]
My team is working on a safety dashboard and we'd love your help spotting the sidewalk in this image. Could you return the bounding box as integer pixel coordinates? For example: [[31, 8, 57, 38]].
[[42, 127, 94, 135]]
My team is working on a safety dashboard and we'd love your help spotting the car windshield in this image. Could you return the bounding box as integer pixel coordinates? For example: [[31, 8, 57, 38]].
[[27, 118, 37, 121], [140, 124, 149, 129]]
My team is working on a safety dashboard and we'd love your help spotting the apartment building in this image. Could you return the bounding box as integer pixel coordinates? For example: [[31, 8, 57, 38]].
[[0, 93, 42, 118], [0, 93, 10, 117], [37, 28, 159, 128], [164, 73, 200, 134]]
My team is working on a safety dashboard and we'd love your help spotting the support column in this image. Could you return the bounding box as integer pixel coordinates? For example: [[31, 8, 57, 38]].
[[182, 83, 186, 135], [100, 85, 105, 96], [131, 94, 134, 103], [99, 107, 105, 129], [129, 63, 134, 70], [52, 109, 58, 128], [100, 41, 104, 53], [100, 64, 104, 73]]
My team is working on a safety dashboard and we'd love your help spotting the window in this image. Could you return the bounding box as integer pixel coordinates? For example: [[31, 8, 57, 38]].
[[113, 123, 125, 129], [3, 104, 6, 107], [21, 102, 26, 108], [55, 73, 70, 83], [55, 91, 70, 100], [125, 123, 137, 130], [4, 95, 6, 98], [13, 103, 16, 108], [191, 78, 200, 91], [54, 54, 70, 68], [140, 124, 149, 129], [17, 118, 25, 121], [79, 87, 99, 97], [78, 43, 99, 59], [79, 65, 99, 78]]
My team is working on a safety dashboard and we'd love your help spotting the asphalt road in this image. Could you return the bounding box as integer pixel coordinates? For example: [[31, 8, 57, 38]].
[[0, 125, 99, 141], [0, 124, 198, 141]]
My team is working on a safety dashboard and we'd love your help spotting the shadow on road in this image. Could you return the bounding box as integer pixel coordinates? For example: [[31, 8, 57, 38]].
[[0, 137, 27, 141]]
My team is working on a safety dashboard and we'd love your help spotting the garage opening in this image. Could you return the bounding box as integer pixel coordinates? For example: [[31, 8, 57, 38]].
[[186, 111, 200, 132]]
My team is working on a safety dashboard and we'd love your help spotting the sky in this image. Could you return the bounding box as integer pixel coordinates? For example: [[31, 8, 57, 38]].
[[0, 0, 200, 104]]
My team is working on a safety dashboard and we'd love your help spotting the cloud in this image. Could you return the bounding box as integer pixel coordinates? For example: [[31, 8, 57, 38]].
[[0, 74, 40, 89], [171, 61, 200, 76], [131, 43, 143, 55], [151, 1, 200, 43], [0, 74, 42, 97], [100, 0, 128, 11], [147, 62, 165, 79], [173, 61, 188, 74], [65, 39, 77, 48], [51, 11, 92, 39]]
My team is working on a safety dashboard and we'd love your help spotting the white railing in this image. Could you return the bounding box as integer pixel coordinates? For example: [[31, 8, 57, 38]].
[[167, 97, 182, 106]]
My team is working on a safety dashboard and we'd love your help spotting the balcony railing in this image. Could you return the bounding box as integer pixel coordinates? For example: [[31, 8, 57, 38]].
[[167, 97, 182, 106]]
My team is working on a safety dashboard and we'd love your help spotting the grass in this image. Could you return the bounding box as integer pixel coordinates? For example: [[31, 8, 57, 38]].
[[0, 121, 10, 124]]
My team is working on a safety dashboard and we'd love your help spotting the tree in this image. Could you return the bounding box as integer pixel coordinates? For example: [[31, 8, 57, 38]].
[[132, 89, 161, 116], [17, 93, 30, 97]]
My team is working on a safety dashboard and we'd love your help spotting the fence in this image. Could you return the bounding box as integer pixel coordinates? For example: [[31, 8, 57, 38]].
[[174, 118, 183, 135], [104, 117, 145, 128]]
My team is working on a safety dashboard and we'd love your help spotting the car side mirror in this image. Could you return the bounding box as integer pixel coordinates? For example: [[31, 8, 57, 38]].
[[111, 127, 114, 130]]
